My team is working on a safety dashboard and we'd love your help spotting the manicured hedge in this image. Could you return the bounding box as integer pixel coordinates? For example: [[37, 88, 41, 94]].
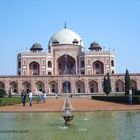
[[91, 95, 140, 104], [0, 89, 6, 98], [0, 96, 38, 106], [134, 90, 140, 95]]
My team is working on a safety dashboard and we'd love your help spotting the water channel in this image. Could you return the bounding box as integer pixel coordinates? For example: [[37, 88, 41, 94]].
[[0, 111, 140, 140]]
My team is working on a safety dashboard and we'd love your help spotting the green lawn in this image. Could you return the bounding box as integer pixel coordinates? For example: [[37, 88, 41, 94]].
[[0, 96, 38, 106]]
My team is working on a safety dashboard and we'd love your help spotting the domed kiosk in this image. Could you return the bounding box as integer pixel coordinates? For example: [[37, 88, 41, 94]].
[[30, 43, 43, 52]]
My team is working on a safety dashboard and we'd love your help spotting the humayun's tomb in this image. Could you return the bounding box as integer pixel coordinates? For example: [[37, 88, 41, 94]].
[[0, 26, 140, 95]]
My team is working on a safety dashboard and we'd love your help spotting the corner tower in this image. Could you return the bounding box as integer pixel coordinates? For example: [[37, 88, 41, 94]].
[[17, 43, 47, 76]]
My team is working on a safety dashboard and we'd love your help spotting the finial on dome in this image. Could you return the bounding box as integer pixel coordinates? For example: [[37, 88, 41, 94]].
[[64, 21, 67, 29]]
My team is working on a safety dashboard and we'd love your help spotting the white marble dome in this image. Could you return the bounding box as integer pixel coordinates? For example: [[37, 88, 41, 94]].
[[49, 28, 84, 46]]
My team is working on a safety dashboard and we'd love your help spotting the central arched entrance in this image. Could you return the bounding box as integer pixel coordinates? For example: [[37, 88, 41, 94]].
[[63, 81, 71, 93], [57, 55, 76, 75]]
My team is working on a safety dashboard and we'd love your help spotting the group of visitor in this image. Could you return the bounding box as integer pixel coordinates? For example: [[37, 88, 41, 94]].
[[38, 90, 47, 103], [21, 89, 47, 106], [21, 89, 33, 106]]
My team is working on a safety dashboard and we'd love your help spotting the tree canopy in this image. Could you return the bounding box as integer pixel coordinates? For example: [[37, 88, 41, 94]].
[[125, 69, 131, 95]]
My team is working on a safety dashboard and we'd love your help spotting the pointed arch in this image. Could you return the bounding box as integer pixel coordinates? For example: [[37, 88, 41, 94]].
[[131, 79, 137, 90], [76, 80, 85, 93], [48, 72, 52, 75], [22, 81, 31, 93], [0, 81, 5, 90], [35, 81, 45, 92], [115, 80, 124, 92], [111, 60, 114, 67], [9, 81, 18, 94], [93, 60, 104, 74], [49, 81, 58, 93], [57, 54, 76, 75], [80, 60, 85, 68], [62, 81, 71, 93], [29, 61, 40, 75], [89, 80, 98, 93], [48, 61, 52, 68]]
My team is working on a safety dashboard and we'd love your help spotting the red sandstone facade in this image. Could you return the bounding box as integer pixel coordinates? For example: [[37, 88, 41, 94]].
[[0, 28, 140, 94]]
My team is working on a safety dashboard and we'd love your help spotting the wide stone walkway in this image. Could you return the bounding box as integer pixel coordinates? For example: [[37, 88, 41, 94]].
[[0, 97, 140, 112]]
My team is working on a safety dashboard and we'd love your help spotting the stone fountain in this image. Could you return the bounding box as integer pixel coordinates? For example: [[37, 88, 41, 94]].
[[62, 98, 74, 124], [62, 54, 74, 124]]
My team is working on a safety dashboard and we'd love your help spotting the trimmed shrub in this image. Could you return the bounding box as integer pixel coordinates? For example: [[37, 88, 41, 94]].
[[125, 69, 131, 95], [91, 95, 140, 104], [103, 73, 111, 95], [134, 90, 140, 95], [0, 89, 6, 98]]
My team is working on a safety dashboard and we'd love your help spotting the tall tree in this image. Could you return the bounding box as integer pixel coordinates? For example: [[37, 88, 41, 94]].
[[103, 73, 111, 95], [125, 69, 131, 95]]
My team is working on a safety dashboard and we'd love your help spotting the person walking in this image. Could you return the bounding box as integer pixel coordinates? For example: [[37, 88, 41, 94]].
[[128, 89, 133, 105], [55, 93, 58, 99], [43, 90, 47, 103], [21, 89, 26, 106], [38, 90, 43, 103], [21, 91, 24, 106], [29, 90, 33, 106]]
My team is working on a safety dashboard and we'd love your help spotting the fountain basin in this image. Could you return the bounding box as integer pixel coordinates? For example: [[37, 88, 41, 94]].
[[62, 109, 74, 124], [0, 112, 140, 140], [62, 98, 74, 124]]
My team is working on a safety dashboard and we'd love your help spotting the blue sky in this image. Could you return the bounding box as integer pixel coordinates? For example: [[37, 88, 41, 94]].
[[0, 0, 140, 75]]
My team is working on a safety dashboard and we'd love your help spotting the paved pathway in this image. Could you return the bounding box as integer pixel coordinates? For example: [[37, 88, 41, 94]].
[[0, 98, 140, 112]]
